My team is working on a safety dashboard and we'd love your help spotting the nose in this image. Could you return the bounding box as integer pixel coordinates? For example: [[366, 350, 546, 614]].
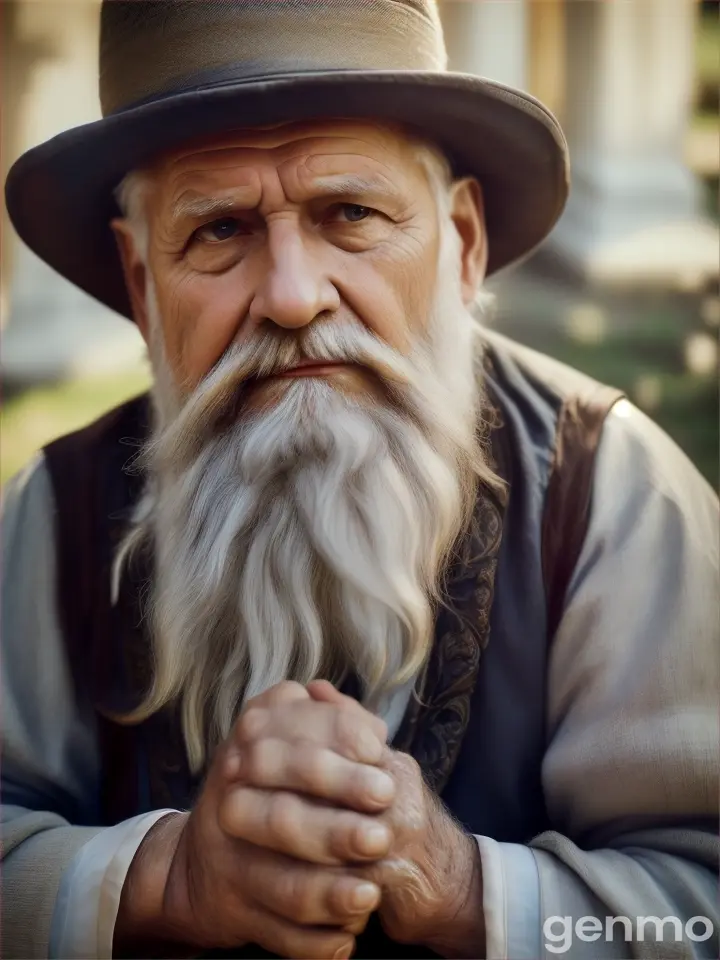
[[248, 220, 340, 331]]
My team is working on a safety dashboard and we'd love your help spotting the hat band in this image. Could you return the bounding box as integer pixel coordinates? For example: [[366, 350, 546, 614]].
[[100, 0, 447, 117]]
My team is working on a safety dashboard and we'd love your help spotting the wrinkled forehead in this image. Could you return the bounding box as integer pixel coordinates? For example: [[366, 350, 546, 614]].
[[146, 118, 438, 193]]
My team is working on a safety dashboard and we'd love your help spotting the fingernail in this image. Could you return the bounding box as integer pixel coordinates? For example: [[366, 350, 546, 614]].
[[350, 882, 379, 911], [359, 823, 390, 855], [334, 942, 354, 960], [367, 771, 394, 803]]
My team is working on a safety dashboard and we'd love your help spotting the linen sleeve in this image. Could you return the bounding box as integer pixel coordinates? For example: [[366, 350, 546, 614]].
[[475, 401, 719, 959], [1, 455, 178, 958]]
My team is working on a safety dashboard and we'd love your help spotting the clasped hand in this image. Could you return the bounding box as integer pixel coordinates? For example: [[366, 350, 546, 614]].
[[119, 680, 482, 959]]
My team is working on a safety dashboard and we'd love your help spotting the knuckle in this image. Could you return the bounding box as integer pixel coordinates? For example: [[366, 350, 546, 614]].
[[236, 706, 266, 743], [217, 787, 247, 836], [268, 680, 307, 704], [357, 764, 394, 805], [391, 749, 421, 784], [335, 707, 362, 756], [277, 871, 315, 923], [402, 751, 422, 780], [295, 743, 331, 793], [241, 738, 276, 784], [330, 813, 364, 860], [267, 791, 301, 846]]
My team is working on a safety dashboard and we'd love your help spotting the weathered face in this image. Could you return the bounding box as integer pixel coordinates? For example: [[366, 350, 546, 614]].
[[111, 120, 492, 769], [113, 119, 487, 396]]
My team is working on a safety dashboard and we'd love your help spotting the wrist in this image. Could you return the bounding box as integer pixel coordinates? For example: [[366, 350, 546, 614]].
[[114, 811, 192, 957], [425, 832, 486, 959]]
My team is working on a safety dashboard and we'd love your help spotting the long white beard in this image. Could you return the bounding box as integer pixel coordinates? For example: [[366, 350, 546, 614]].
[[117, 241, 495, 772]]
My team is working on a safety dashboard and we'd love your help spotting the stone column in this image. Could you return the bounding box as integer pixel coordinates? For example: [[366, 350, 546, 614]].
[[3, 0, 144, 387], [439, 0, 528, 90], [545, 0, 718, 288], [528, 0, 566, 121], [0, 0, 51, 328]]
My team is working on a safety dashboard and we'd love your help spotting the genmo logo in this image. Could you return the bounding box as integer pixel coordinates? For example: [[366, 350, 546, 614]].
[[543, 915, 715, 954]]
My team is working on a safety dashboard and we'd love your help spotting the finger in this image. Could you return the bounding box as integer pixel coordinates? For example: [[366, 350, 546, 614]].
[[241, 684, 311, 736], [308, 682, 389, 745], [219, 788, 393, 864], [249, 907, 356, 960], [342, 911, 373, 937], [236, 738, 396, 811], [261, 681, 311, 707], [226, 683, 313, 777], [233, 700, 387, 765], [307, 679, 346, 703], [244, 848, 381, 926]]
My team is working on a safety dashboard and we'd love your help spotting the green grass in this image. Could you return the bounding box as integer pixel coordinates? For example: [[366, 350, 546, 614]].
[[697, 9, 720, 86], [692, 111, 720, 132], [1, 366, 151, 486]]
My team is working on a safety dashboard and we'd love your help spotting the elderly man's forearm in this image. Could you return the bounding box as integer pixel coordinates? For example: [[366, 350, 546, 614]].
[[424, 833, 486, 959], [113, 812, 193, 958]]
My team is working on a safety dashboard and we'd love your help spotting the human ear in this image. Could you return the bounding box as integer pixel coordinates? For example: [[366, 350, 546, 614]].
[[110, 218, 151, 343], [448, 178, 488, 305]]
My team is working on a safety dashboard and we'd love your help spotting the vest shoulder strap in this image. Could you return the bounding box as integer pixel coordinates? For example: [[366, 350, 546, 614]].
[[541, 384, 624, 638], [480, 330, 624, 640]]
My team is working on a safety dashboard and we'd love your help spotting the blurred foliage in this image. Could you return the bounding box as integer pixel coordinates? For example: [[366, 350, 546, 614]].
[[507, 310, 719, 490], [693, 6, 719, 218], [697, 4, 720, 88]]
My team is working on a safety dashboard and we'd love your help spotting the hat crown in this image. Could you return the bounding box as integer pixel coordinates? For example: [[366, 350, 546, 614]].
[[99, 0, 448, 116]]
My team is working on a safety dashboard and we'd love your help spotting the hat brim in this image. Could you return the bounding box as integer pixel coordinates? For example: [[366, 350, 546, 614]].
[[5, 70, 569, 320]]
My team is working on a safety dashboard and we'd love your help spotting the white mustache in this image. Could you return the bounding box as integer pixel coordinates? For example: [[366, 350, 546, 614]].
[[152, 319, 425, 471]]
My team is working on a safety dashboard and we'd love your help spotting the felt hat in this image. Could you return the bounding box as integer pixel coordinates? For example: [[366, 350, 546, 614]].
[[4, 0, 570, 320]]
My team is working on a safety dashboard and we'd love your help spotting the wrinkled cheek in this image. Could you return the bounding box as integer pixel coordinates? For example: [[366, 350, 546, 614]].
[[157, 270, 245, 389]]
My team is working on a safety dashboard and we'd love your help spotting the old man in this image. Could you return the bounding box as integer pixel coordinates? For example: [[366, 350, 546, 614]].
[[2, 1, 718, 958]]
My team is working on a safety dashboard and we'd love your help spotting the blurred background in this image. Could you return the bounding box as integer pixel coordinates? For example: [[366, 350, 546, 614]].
[[2, 0, 718, 486]]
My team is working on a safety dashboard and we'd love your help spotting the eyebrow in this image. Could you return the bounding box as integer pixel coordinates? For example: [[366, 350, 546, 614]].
[[169, 174, 404, 227], [170, 195, 239, 224], [309, 174, 397, 198]]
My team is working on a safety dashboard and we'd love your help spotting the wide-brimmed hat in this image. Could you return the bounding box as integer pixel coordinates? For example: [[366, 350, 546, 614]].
[[5, 0, 570, 321]]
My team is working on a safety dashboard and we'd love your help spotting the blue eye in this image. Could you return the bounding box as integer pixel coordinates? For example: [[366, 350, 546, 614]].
[[342, 204, 371, 222], [199, 218, 241, 242]]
